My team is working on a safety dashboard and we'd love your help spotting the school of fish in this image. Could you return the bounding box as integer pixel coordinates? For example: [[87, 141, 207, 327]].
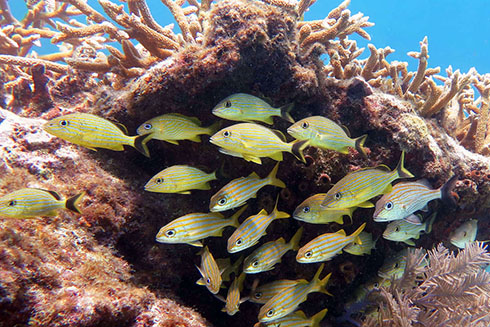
[[1, 92, 474, 326]]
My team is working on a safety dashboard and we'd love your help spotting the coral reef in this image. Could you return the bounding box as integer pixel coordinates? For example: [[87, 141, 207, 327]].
[[1, 0, 490, 326]]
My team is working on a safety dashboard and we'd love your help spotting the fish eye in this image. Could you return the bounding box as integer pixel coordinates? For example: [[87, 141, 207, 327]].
[[395, 227, 400, 232], [385, 201, 393, 210], [305, 251, 312, 258], [155, 178, 164, 184], [254, 292, 262, 299], [267, 309, 274, 317], [144, 123, 152, 130], [165, 229, 175, 237], [302, 206, 310, 213], [225, 101, 232, 108], [394, 263, 399, 268], [206, 278, 211, 284], [463, 231, 467, 237], [8, 200, 16, 206], [222, 130, 231, 138], [374, 282, 379, 288], [301, 121, 309, 129], [59, 120, 69, 126], [235, 238, 242, 246], [335, 192, 342, 200], [218, 198, 227, 206], [252, 261, 259, 267]]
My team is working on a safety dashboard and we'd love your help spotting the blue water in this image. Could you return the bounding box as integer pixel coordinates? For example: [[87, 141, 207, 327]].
[[10, 0, 490, 74]]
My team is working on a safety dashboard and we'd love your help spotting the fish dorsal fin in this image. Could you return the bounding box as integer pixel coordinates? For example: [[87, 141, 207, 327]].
[[375, 164, 391, 171], [271, 129, 287, 142], [340, 124, 351, 137], [337, 229, 346, 236], [171, 113, 202, 125], [114, 122, 128, 135], [36, 189, 62, 201]]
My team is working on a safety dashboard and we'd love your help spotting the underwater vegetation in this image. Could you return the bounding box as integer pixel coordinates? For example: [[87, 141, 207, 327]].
[[0, 0, 490, 326]]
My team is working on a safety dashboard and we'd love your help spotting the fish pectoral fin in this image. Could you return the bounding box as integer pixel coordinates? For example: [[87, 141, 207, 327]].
[[242, 154, 262, 164], [358, 201, 374, 208], [189, 241, 203, 247], [403, 239, 416, 246], [269, 152, 284, 161], [165, 139, 180, 145], [218, 148, 244, 159]]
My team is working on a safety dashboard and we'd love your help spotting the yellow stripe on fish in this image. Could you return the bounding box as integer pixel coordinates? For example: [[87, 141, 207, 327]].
[[209, 163, 285, 212], [254, 308, 328, 327], [296, 223, 366, 263], [43, 113, 152, 157], [145, 165, 217, 194], [293, 193, 356, 225], [344, 231, 376, 256], [210, 123, 308, 164], [220, 272, 247, 316], [287, 116, 367, 157], [258, 263, 331, 322], [383, 213, 436, 246], [155, 205, 247, 247], [196, 246, 222, 294], [0, 188, 84, 218], [136, 113, 219, 144], [212, 93, 294, 125], [249, 279, 301, 304], [243, 227, 303, 274], [373, 176, 457, 222], [227, 196, 290, 253], [321, 151, 414, 209]]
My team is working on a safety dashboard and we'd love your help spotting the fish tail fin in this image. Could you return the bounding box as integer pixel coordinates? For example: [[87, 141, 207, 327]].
[[312, 264, 332, 296], [206, 120, 222, 135], [65, 192, 85, 214], [395, 151, 414, 179], [271, 194, 290, 220], [288, 227, 304, 251], [311, 308, 328, 327], [354, 134, 368, 158], [134, 133, 153, 158], [291, 139, 309, 163], [351, 223, 366, 245], [426, 212, 437, 234], [230, 205, 248, 227], [441, 175, 459, 206], [267, 163, 286, 188], [237, 271, 247, 291], [279, 103, 295, 123]]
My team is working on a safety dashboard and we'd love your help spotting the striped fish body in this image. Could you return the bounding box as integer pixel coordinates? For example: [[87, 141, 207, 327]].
[[383, 213, 435, 246], [209, 163, 285, 212], [352, 276, 391, 303], [243, 227, 303, 273], [43, 113, 151, 157], [293, 193, 356, 224], [227, 199, 290, 253], [136, 113, 217, 144], [377, 250, 408, 279], [374, 180, 443, 222], [155, 206, 246, 247], [212, 93, 294, 125], [0, 188, 84, 218], [249, 279, 301, 304], [258, 264, 331, 322], [196, 246, 222, 294], [210, 123, 307, 164], [223, 272, 247, 315], [344, 231, 376, 256], [145, 165, 216, 194], [255, 309, 328, 327], [287, 116, 366, 155], [449, 219, 478, 249], [321, 152, 414, 209], [296, 223, 366, 263]]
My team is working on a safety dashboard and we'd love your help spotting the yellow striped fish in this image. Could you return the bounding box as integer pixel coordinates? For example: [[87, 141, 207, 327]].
[[136, 113, 219, 144], [209, 163, 285, 212], [377, 249, 408, 279], [217, 272, 247, 316], [258, 263, 331, 322], [254, 308, 328, 327], [383, 213, 436, 246], [145, 165, 217, 194], [344, 231, 376, 256], [196, 246, 222, 294], [155, 205, 247, 247], [249, 279, 301, 304], [296, 223, 366, 263], [243, 227, 303, 274], [43, 113, 152, 157], [293, 193, 356, 225], [321, 151, 414, 209], [212, 93, 294, 125], [373, 176, 457, 222], [227, 197, 290, 253], [0, 188, 84, 218], [210, 123, 308, 164], [287, 116, 367, 156], [449, 219, 478, 249]]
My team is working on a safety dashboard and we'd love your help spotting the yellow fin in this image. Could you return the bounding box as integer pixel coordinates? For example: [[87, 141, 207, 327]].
[[243, 154, 262, 164], [337, 229, 346, 236], [165, 139, 179, 145], [189, 241, 203, 247], [177, 191, 192, 194], [189, 135, 202, 143], [358, 201, 374, 208], [269, 152, 284, 161]]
